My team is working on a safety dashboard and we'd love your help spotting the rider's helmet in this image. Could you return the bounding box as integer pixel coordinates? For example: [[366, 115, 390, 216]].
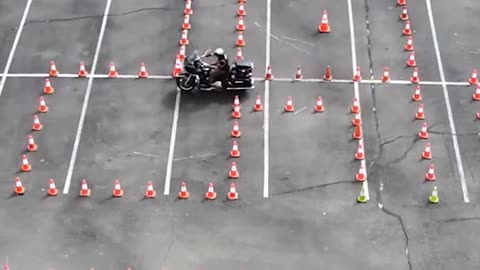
[[214, 48, 227, 60]]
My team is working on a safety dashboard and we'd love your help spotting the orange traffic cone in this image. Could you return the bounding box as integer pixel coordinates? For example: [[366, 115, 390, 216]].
[[352, 112, 362, 126], [407, 51, 416, 67], [236, 16, 246, 31], [229, 161, 239, 178], [205, 182, 217, 200], [232, 105, 242, 119], [43, 78, 54, 94], [179, 30, 189, 46], [231, 121, 241, 138], [403, 20, 412, 36], [112, 179, 124, 197], [227, 183, 239, 200], [404, 36, 414, 51], [3, 263, 10, 270], [353, 66, 362, 81], [476, 111, 480, 119], [138, 62, 149, 78], [323, 65, 333, 81], [415, 103, 425, 120], [351, 98, 360, 113], [78, 61, 88, 77], [284, 96, 294, 112], [314, 96, 325, 112], [233, 94, 241, 110], [108, 62, 118, 78], [236, 31, 245, 47], [397, 0, 407, 6], [15, 177, 25, 195], [418, 122, 429, 139], [230, 140, 240, 158], [412, 85, 422, 101], [145, 181, 156, 198], [27, 135, 38, 152], [265, 65, 273, 80], [382, 67, 390, 82], [422, 143, 432, 159], [472, 85, 480, 101], [355, 164, 366, 182], [318, 10, 331, 33], [32, 115, 43, 131], [79, 179, 91, 197], [410, 67, 420, 83], [235, 47, 244, 61], [253, 95, 263, 111], [21, 154, 31, 172], [178, 45, 187, 61], [172, 55, 184, 78], [355, 142, 365, 160], [469, 69, 478, 85], [38, 96, 48, 113], [182, 14, 191, 30], [425, 164, 436, 181], [400, 6, 409, 21], [237, 3, 246, 16], [184, 0, 193, 15], [353, 125, 362, 140], [49, 61, 59, 77], [48, 178, 58, 196], [178, 182, 189, 199], [293, 65, 303, 81]]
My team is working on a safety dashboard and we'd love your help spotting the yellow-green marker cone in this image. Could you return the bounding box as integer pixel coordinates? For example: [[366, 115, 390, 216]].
[[357, 186, 368, 203], [429, 186, 439, 204]]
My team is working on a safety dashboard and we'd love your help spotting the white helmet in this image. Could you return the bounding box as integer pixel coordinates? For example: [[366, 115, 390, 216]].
[[214, 48, 224, 55]]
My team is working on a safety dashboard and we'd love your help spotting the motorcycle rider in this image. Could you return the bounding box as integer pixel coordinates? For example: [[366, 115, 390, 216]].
[[202, 48, 230, 88]]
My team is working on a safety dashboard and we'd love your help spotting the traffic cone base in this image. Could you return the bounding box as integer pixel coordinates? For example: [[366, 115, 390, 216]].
[[397, 0, 407, 6]]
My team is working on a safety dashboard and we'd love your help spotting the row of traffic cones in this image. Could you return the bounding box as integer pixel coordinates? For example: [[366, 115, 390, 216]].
[[350, 97, 368, 203], [173, 0, 195, 76], [49, 61, 150, 78], [13, 177, 58, 196], [234, 2, 247, 61]]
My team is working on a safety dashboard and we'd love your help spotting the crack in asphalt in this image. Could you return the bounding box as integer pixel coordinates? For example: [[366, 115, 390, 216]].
[[363, 0, 413, 269], [270, 180, 354, 196], [441, 217, 480, 223]]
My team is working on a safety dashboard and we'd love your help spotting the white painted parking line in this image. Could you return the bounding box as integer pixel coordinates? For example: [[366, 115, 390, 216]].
[[163, 88, 181, 195], [263, 0, 272, 198], [347, 0, 369, 200], [425, 0, 470, 203], [63, 0, 113, 194], [0, 0, 33, 96]]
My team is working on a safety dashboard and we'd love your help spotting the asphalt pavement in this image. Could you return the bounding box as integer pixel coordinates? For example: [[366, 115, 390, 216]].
[[0, 0, 480, 269]]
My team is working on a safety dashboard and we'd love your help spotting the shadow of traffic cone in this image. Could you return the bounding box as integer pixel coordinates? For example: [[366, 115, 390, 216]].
[[353, 66, 362, 81], [403, 20, 412, 36], [49, 61, 59, 77], [400, 6, 409, 21], [357, 182, 368, 203], [237, 3, 246, 16], [145, 181, 156, 198], [205, 182, 217, 200], [472, 85, 480, 101], [351, 98, 360, 113], [410, 67, 420, 83], [415, 103, 425, 120], [355, 142, 365, 160], [178, 182, 189, 199], [318, 10, 330, 33], [235, 47, 244, 61], [231, 121, 241, 138], [138, 62, 149, 78], [21, 154, 31, 172], [236, 16, 246, 31], [284, 96, 294, 112], [405, 36, 414, 51], [43, 78, 54, 94], [381, 67, 390, 82], [179, 30, 189, 46], [412, 85, 422, 101], [108, 62, 118, 78], [79, 179, 91, 197], [355, 164, 366, 182], [48, 178, 58, 196], [314, 96, 325, 112], [469, 69, 478, 85], [229, 161, 239, 179], [227, 183, 239, 200], [38, 96, 48, 113], [407, 51, 416, 67], [422, 143, 432, 159], [182, 14, 191, 30], [397, 0, 407, 6], [32, 115, 43, 131], [293, 65, 303, 81], [418, 122, 429, 139], [265, 65, 273, 80], [78, 62, 88, 77], [232, 105, 242, 119], [323, 65, 333, 81], [429, 186, 439, 203], [253, 96, 263, 111], [112, 179, 123, 197], [353, 125, 362, 140], [352, 112, 362, 126], [15, 177, 25, 195], [230, 140, 240, 158], [27, 135, 38, 152], [425, 164, 436, 181], [184, 0, 193, 15]]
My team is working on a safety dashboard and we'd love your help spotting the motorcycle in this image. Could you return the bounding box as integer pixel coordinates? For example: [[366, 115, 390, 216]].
[[176, 50, 255, 91]]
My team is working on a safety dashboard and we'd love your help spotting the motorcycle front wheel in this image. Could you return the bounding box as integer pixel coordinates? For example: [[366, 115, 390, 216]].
[[176, 74, 196, 91]]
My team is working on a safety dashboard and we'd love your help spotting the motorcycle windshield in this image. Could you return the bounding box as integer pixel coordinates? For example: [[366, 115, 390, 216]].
[[185, 51, 200, 64]]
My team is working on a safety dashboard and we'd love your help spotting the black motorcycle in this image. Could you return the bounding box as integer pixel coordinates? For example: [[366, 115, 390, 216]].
[[176, 50, 255, 91]]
